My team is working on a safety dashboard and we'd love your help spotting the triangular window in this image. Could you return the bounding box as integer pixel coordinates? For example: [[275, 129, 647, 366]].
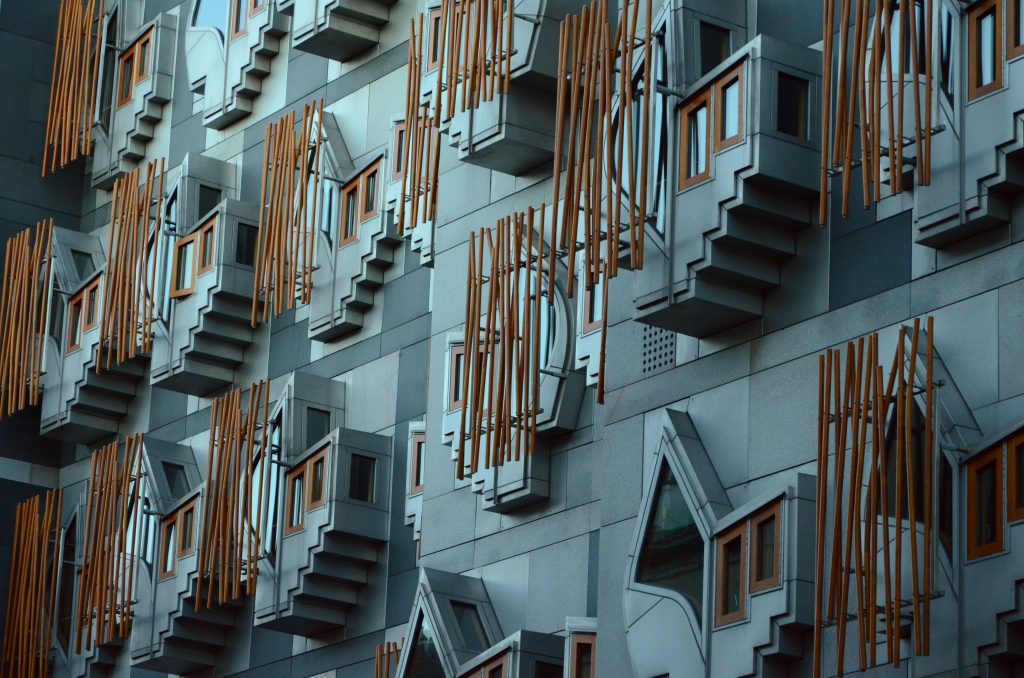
[[636, 461, 705, 624], [404, 612, 446, 678]]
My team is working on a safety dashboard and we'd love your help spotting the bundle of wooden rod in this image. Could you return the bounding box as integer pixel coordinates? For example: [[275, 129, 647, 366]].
[[42, 0, 105, 176], [195, 379, 270, 611], [375, 639, 403, 678], [0, 489, 63, 678], [97, 158, 166, 372], [551, 0, 652, 283], [251, 99, 325, 326], [812, 318, 935, 677], [819, 0, 934, 224], [75, 434, 144, 654], [457, 207, 550, 480], [0, 219, 54, 420], [398, 18, 442, 235]]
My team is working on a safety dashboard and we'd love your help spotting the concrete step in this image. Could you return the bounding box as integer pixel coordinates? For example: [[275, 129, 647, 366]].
[[196, 313, 253, 346], [330, 0, 390, 26], [294, 573, 360, 607], [694, 245, 780, 291], [309, 553, 370, 585], [321, 532, 380, 564], [188, 335, 246, 367]]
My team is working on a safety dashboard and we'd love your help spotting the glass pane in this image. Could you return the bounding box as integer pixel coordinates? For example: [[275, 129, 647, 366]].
[[450, 601, 487, 653], [344, 191, 358, 239], [311, 459, 325, 505], [68, 302, 81, 346], [236, 223, 258, 266], [180, 508, 194, 551], [56, 517, 76, 651], [120, 55, 134, 99], [979, 11, 996, 87], [1016, 441, 1024, 510], [395, 128, 406, 173], [306, 407, 331, 449], [722, 80, 739, 140], [574, 641, 593, 678], [289, 474, 304, 526], [688, 104, 707, 178], [201, 227, 215, 268], [137, 40, 150, 77], [415, 440, 426, 487], [940, 5, 954, 101], [755, 517, 775, 582], [162, 523, 176, 572], [233, 0, 245, 33], [349, 454, 375, 502], [198, 185, 222, 218], [536, 663, 561, 678], [71, 250, 95, 279], [699, 22, 730, 75], [636, 462, 705, 624], [175, 241, 194, 291], [939, 454, 953, 556], [404, 613, 446, 678], [163, 462, 189, 497], [488, 666, 503, 678], [99, 12, 118, 131], [777, 74, 809, 138], [193, 0, 229, 41], [722, 536, 741, 614], [363, 171, 377, 213], [86, 287, 98, 325], [884, 401, 926, 521], [452, 350, 465, 403], [976, 461, 997, 547], [1018, 0, 1024, 46]]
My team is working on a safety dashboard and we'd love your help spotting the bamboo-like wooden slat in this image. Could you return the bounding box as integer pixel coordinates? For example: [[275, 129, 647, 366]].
[[0, 488, 63, 678], [42, 0, 106, 176], [812, 319, 936, 676], [251, 100, 325, 327], [195, 379, 270, 611], [457, 207, 550, 480], [375, 638, 403, 678], [74, 434, 144, 654], [0, 219, 54, 420], [97, 158, 165, 372], [820, 0, 935, 224]]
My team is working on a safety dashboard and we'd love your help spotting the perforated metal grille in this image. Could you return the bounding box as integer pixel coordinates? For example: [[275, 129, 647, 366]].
[[642, 325, 675, 374]]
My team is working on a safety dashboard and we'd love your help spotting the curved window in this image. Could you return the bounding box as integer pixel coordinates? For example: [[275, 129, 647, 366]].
[[636, 461, 705, 624], [192, 0, 229, 42]]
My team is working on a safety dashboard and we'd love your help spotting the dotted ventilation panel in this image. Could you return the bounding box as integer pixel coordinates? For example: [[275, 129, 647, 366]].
[[642, 326, 675, 374]]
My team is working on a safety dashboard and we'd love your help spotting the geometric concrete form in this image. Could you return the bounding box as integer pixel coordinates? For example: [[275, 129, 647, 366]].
[[286, 0, 399, 62], [456, 629, 563, 678]]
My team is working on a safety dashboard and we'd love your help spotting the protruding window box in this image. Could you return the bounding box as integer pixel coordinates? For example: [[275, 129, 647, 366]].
[[457, 631, 564, 678], [253, 427, 391, 636], [39, 230, 144, 443], [91, 14, 175, 190], [289, 0, 398, 62], [632, 37, 821, 339], [149, 197, 257, 396]]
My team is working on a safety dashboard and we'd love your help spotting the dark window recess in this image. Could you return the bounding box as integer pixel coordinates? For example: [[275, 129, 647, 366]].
[[536, 663, 562, 678], [163, 462, 190, 497], [311, 457, 325, 504], [349, 454, 376, 503], [938, 453, 953, 557], [699, 22, 730, 75], [71, 250, 95, 279], [755, 517, 775, 582], [939, 4, 954, 101], [198, 185, 222, 219], [776, 73, 809, 139], [235, 223, 258, 266], [884, 400, 926, 522], [450, 601, 487, 653], [574, 641, 593, 678], [975, 459, 998, 548], [56, 516, 76, 651], [306, 407, 331, 449], [636, 461, 705, 624], [722, 537, 742, 614], [99, 11, 118, 132], [404, 613, 446, 678]]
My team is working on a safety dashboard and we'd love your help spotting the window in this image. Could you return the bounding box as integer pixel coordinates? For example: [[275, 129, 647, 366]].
[[98, 11, 118, 132], [883, 400, 927, 522], [263, 412, 282, 560], [938, 452, 954, 557], [193, 0, 229, 42], [340, 183, 359, 246], [939, 3, 955, 102], [636, 462, 705, 623], [350, 454, 376, 503], [307, 447, 328, 510], [160, 191, 178, 321], [159, 516, 177, 579], [405, 612, 446, 678], [286, 464, 305, 535], [570, 633, 596, 678], [715, 523, 746, 626], [428, 7, 443, 71], [197, 216, 217, 274], [392, 122, 407, 181], [84, 280, 99, 330], [230, 0, 247, 39], [451, 601, 488, 653], [56, 516, 76, 652], [1011, 0, 1024, 58], [679, 91, 711, 188], [967, 446, 1003, 560], [163, 461, 189, 496], [968, 0, 1002, 100], [67, 296, 83, 352], [306, 407, 331, 449], [116, 29, 154, 108], [136, 32, 152, 81], [583, 275, 604, 334], [198, 185, 222, 218], [1008, 432, 1024, 522], [714, 63, 744, 151], [71, 250, 95, 279], [776, 73, 809, 139], [699, 22, 730, 76], [171, 235, 196, 298], [749, 502, 781, 593], [236, 223, 258, 266], [117, 51, 135, 107], [65, 275, 102, 342], [178, 501, 196, 557], [410, 432, 426, 495], [361, 166, 379, 220], [338, 161, 381, 246], [448, 343, 466, 410]]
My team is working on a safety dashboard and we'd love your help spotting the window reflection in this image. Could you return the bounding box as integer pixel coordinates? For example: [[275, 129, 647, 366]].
[[687, 104, 707, 177], [978, 10, 996, 87], [193, 0, 229, 42], [404, 613, 446, 678]]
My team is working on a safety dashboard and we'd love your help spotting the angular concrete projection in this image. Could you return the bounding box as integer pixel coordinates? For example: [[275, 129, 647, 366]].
[[285, 0, 399, 62]]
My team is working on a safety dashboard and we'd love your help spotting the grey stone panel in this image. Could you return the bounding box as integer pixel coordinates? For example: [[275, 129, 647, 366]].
[[270, 319, 314, 380], [829, 209, 912, 310]]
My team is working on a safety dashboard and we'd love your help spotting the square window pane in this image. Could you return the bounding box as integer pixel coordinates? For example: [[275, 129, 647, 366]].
[[699, 22, 730, 75], [71, 250, 95, 279], [198, 185, 222, 219], [776, 73, 809, 139], [236, 223, 258, 266], [349, 454, 375, 503], [163, 461, 189, 496], [306, 407, 331, 449], [451, 601, 487, 653]]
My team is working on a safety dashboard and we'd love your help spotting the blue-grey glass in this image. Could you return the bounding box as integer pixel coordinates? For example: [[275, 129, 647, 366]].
[[193, 0, 229, 41], [979, 12, 995, 86], [688, 105, 707, 177], [776, 74, 808, 139], [722, 80, 739, 140], [976, 461, 997, 546], [404, 613, 446, 678], [723, 537, 741, 613], [349, 454, 375, 502], [451, 601, 487, 653]]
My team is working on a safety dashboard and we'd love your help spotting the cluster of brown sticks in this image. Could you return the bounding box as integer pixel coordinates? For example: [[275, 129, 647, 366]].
[[813, 318, 935, 677], [196, 380, 270, 611], [457, 208, 551, 480], [0, 220, 54, 420], [820, 0, 935, 224], [375, 638, 403, 678], [398, 19, 442, 235], [43, 0, 105, 176], [0, 489, 63, 678], [251, 100, 325, 327], [76, 434, 144, 654], [98, 159, 166, 372]]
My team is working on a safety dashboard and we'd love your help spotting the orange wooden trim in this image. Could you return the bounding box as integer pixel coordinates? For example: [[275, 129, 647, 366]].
[[284, 463, 306, 536], [678, 88, 712, 190], [1009, 0, 1024, 58], [714, 521, 747, 627], [1008, 431, 1024, 523], [391, 122, 407, 182], [713, 61, 746, 152], [249, 0, 265, 16], [360, 161, 381, 222], [196, 215, 218, 275], [449, 342, 466, 410], [749, 500, 782, 593], [134, 29, 154, 82], [427, 6, 443, 72], [338, 182, 360, 247], [170, 233, 197, 298], [230, 0, 248, 41], [176, 498, 198, 558], [66, 295, 83, 352], [410, 432, 426, 495], [81, 276, 102, 331], [116, 48, 135, 108], [967, 0, 1003, 101], [569, 633, 596, 678], [306, 446, 330, 511], [158, 513, 177, 580], [966, 445, 1004, 561]]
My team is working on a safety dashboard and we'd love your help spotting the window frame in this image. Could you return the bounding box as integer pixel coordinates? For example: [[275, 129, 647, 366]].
[[285, 463, 306, 536], [582, 274, 604, 334], [966, 445, 1004, 561], [1008, 431, 1024, 523], [117, 49, 136, 108], [249, 0, 266, 16], [349, 453, 377, 504], [448, 343, 466, 410], [196, 215, 217, 275], [230, 0, 248, 41], [171, 233, 198, 299], [339, 181, 360, 247], [360, 162, 380, 222], [306, 446, 329, 512], [480, 652, 508, 678], [116, 29, 155, 109], [66, 295, 84, 353], [410, 431, 426, 495], [427, 6, 443, 72], [392, 121, 407, 181], [1010, 0, 1024, 59], [158, 513, 177, 580], [176, 498, 197, 558], [714, 521, 747, 627], [570, 633, 597, 678], [967, 0, 1003, 101], [679, 89, 712, 190], [135, 30, 153, 82], [83, 278, 100, 331], [749, 501, 782, 593], [714, 62, 745, 152]]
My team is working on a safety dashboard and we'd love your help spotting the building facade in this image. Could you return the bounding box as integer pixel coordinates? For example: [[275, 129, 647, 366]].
[[0, 0, 1023, 676]]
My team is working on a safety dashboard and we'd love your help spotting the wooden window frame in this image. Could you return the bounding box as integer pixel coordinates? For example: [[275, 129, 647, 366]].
[[569, 633, 596, 678], [360, 162, 380, 221], [171, 234, 197, 299], [427, 7, 443, 72], [230, 0, 248, 41], [285, 463, 306, 535], [196, 215, 217, 275], [67, 295, 83, 353], [714, 62, 745, 152], [339, 182, 360, 247], [1008, 431, 1024, 523], [448, 343, 466, 410], [967, 0, 1003, 101], [967, 445, 1004, 560], [679, 89, 712, 190], [117, 49, 136, 108], [410, 432, 426, 495], [83, 279, 100, 331], [392, 122, 407, 181], [714, 522, 747, 627], [481, 652, 508, 678], [749, 501, 782, 593], [135, 30, 153, 82], [158, 514, 177, 580], [1010, 0, 1024, 60], [306, 446, 329, 512], [249, 0, 266, 16], [177, 499, 197, 558]]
